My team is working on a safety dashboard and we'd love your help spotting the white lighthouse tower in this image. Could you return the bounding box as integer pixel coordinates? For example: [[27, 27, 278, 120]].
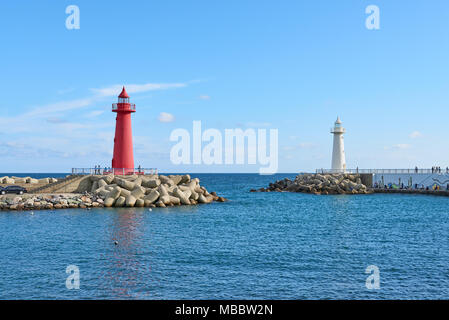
[[331, 117, 346, 172]]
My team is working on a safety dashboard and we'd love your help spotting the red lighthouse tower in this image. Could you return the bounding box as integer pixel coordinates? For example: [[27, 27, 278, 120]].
[[112, 86, 136, 175]]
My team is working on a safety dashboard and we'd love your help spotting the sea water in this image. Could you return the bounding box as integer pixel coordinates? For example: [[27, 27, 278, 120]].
[[0, 173, 448, 299]]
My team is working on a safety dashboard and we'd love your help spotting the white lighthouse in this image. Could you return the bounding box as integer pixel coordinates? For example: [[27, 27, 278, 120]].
[[331, 117, 346, 172]]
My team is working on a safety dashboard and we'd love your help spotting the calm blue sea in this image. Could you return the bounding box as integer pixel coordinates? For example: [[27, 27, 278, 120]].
[[0, 173, 448, 300]]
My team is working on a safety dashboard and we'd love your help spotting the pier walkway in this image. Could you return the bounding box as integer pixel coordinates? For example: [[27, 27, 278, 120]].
[[373, 188, 449, 197]]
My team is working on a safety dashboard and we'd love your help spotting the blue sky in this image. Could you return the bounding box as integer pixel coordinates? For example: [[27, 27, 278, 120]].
[[0, 0, 449, 173]]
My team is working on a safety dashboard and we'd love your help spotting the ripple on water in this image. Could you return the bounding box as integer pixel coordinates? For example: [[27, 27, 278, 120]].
[[0, 174, 449, 299]]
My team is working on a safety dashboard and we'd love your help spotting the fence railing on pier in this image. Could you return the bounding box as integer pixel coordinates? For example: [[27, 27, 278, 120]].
[[71, 168, 158, 176], [315, 168, 449, 174]]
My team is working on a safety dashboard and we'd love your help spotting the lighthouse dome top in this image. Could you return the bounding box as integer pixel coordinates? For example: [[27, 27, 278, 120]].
[[118, 86, 130, 98], [335, 117, 342, 124]]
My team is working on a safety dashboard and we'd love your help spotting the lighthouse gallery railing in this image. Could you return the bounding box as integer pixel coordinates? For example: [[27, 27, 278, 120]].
[[112, 103, 136, 112], [72, 168, 157, 175]]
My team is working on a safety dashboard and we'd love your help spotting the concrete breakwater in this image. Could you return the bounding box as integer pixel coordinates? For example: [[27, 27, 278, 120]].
[[0, 176, 57, 184], [251, 173, 372, 195], [0, 174, 227, 211], [91, 174, 227, 207], [373, 188, 449, 197]]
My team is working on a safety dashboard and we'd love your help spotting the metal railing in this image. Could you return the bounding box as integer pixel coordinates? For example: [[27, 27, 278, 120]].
[[315, 168, 449, 174], [112, 103, 136, 112], [71, 168, 158, 175], [330, 127, 345, 134]]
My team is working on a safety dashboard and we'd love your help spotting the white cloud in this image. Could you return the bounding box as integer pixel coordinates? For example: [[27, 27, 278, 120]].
[[199, 95, 210, 100], [90, 83, 187, 97], [282, 142, 316, 152], [0, 81, 189, 132], [24, 97, 96, 118], [57, 87, 75, 95], [392, 144, 411, 150], [46, 117, 68, 124], [409, 131, 422, 139], [298, 142, 316, 148], [158, 112, 175, 123], [86, 110, 105, 118]]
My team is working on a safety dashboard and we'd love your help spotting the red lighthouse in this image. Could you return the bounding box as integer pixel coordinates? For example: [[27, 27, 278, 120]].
[[112, 86, 136, 175]]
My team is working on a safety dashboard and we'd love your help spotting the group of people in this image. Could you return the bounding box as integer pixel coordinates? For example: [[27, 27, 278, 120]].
[[93, 165, 104, 175], [413, 166, 449, 173], [432, 167, 449, 173], [431, 166, 449, 173], [92, 165, 143, 175]]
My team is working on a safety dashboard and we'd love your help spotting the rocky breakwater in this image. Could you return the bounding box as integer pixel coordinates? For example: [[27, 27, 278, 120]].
[[251, 173, 372, 195], [0, 174, 227, 211], [0, 193, 103, 211], [91, 174, 227, 208]]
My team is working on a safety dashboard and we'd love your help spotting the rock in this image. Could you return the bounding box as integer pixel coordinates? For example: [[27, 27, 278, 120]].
[[81, 196, 91, 203], [130, 186, 145, 199], [116, 178, 135, 191], [120, 188, 131, 198], [159, 175, 173, 185], [259, 173, 369, 196], [97, 179, 108, 188], [169, 196, 181, 205], [135, 199, 145, 207], [158, 184, 169, 197], [180, 174, 191, 184], [103, 175, 114, 184], [125, 195, 137, 207], [142, 178, 160, 188], [4, 177, 15, 184], [104, 187, 122, 207], [95, 187, 109, 198], [143, 190, 160, 205], [169, 175, 183, 185], [174, 187, 190, 205], [183, 188, 192, 199], [91, 181, 99, 193], [198, 194, 213, 204], [160, 195, 172, 205], [156, 200, 166, 208], [114, 196, 126, 207]]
